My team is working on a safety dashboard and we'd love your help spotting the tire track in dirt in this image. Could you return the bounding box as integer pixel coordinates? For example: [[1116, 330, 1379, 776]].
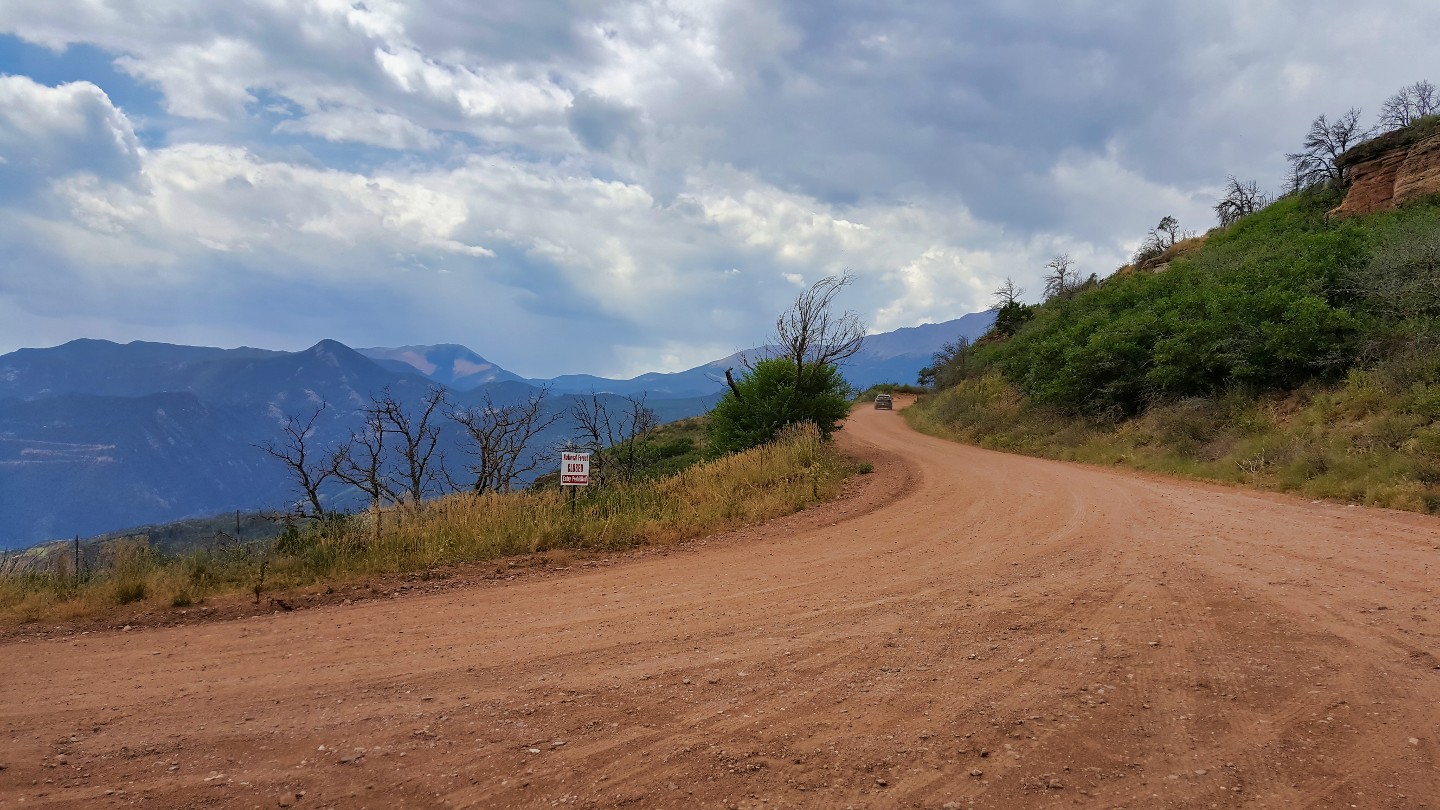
[[3, 402, 1440, 808]]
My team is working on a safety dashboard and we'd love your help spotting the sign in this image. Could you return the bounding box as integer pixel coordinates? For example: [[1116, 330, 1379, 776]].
[[561, 451, 591, 486]]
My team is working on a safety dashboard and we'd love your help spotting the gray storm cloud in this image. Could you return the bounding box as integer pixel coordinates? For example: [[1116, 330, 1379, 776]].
[[0, 0, 1437, 375]]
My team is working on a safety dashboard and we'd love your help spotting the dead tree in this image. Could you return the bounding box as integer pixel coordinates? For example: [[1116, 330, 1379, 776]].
[[724, 368, 744, 400], [375, 386, 451, 506], [1378, 80, 1438, 131], [450, 387, 562, 494], [616, 395, 659, 482], [571, 392, 658, 486], [330, 399, 398, 517], [1042, 254, 1080, 300], [991, 277, 1024, 309], [1214, 176, 1269, 227], [1287, 108, 1368, 190], [772, 272, 866, 388], [255, 402, 337, 520], [570, 392, 615, 486]]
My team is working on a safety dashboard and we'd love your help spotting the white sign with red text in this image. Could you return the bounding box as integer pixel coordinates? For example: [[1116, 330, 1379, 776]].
[[561, 451, 591, 486]]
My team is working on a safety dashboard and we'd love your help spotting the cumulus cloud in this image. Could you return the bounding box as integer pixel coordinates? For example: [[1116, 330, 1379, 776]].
[[0, 75, 142, 201], [273, 108, 442, 151], [3, 0, 1440, 375]]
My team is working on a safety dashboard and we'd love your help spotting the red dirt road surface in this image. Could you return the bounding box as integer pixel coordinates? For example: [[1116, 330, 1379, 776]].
[[4, 403, 1440, 809]]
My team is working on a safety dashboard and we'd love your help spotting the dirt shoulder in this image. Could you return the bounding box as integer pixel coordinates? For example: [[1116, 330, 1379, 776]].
[[0, 421, 910, 642], [3, 405, 1438, 809]]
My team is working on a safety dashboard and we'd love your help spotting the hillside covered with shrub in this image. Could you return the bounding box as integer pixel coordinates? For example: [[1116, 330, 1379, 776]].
[[910, 177, 1440, 512]]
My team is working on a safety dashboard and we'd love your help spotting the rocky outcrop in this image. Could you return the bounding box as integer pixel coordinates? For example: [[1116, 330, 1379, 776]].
[[1331, 116, 1440, 217], [1392, 128, 1440, 206]]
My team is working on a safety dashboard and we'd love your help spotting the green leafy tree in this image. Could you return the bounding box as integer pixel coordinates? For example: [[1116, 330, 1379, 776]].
[[989, 300, 1034, 338], [707, 357, 852, 455], [977, 276, 1034, 341], [919, 337, 977, 389]]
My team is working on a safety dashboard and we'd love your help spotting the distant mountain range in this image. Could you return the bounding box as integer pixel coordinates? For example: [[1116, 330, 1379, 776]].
[[0, 311, 993, 549], [355, 344, 527, 387], [356, 310, 996, 398]]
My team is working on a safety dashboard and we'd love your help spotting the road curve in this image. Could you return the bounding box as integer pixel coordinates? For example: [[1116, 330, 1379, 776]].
[[3, 404, 1440, 808]]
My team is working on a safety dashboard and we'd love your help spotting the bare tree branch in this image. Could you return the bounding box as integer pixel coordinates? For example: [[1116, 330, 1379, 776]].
[[451, 387, 563, 494], [255, 402, 336, 520], [330, 396, 399, 515], [1287, 108, 1369, 191], [773, 272, 866, 387], [991, 277, 1024, 310], [1378, 80, 1438, 132], [1043, 254, 1080, 300], [1214, 176, 1269, 227], [724, 368, 744, 400], [379, 386, 451, 506], [569, 393, 658, 485], [570, 391, 616, 487], [617, 394, 657, 484]]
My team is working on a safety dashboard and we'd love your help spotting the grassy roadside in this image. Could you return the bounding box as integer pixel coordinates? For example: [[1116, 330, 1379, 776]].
[[906, 371, 1440, 513], [1, 423, 855, 625]]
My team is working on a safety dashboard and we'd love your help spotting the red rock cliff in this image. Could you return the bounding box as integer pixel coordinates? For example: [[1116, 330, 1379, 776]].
[[1331, 117, 1440, 217]]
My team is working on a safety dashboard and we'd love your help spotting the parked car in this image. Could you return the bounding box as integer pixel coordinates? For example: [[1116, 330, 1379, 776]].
[[874, 394, 893, 410]]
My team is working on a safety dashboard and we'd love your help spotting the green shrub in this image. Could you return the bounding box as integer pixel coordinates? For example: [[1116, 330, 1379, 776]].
[[989, 301, 1034, 338], [708, 357, 852, 455], [988, 190, 1369, 416]]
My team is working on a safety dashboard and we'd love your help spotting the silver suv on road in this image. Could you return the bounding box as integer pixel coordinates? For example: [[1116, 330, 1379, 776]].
[[874, 394, 893, 410]]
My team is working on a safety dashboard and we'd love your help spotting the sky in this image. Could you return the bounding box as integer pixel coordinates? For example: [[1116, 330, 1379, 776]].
[[1, 1, 1436, 378]]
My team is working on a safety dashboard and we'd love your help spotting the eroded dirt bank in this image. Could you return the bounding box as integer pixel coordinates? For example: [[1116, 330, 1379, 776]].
[[3, 405, 1439, 808]]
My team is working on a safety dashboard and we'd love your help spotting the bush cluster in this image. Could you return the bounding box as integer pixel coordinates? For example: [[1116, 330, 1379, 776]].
[[1000, 190, 1373, 416], [707, 358, 852, 456], [909, 179, 1440, 514], [929, 189, 1440, 420]]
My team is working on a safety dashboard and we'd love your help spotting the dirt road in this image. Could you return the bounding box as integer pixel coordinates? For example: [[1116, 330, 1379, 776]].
[[3, 404, 1439, 809]]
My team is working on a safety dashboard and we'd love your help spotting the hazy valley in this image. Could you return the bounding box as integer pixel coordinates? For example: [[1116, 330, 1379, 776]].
[[0, 312, 993, 549]]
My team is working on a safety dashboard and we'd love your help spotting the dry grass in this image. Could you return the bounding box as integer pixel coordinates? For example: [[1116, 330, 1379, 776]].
[[908, 371, 1440, 514], [0, 423, 853, 625]]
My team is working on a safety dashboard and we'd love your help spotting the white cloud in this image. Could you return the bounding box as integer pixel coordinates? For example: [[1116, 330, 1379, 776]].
[[274, 108, 442, 150], [116, 38, 265, 120], [84, 142, 500, 269], [0, 0, 577, 151], [5, 0, 1440, 375], [372, 46, 570, 121], [873, 247, 992, 333], [0, 75, 142, 198], [1046, 147, 1217, 265], [693, 173, 876, 264]]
